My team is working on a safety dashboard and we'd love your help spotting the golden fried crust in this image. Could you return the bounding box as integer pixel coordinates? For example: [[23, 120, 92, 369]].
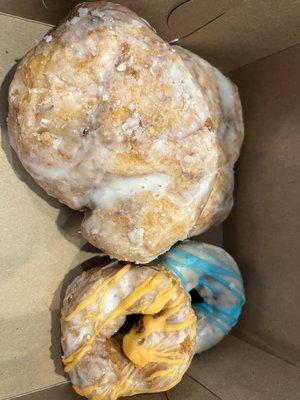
[[8, 1, 243, 262], [61, 262, 196, 400]]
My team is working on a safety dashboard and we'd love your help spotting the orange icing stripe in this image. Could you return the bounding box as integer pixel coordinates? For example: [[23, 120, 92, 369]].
[[145, 368, 174, 381], [109, 365, 136, 400], [73, 385, 97, 397], [63, 270, 165, 372], [64, 339, 94, 372], [63, 263, 130, 322], [95, 263, 133, 322], [63, 262, 196, 396], [96, 272, 165, 331]]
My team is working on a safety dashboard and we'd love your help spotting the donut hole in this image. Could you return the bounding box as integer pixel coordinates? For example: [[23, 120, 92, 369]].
[[190, 289, 204, 304], [115, 314, 143, 336]]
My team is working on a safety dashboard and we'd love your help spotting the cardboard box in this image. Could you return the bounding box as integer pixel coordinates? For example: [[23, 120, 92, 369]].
[[0, 1, 299, 399]]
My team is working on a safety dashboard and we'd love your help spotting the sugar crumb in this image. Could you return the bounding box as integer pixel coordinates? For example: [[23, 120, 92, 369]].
[[116, 62, 127, 72], [78, 7, 89, 18], [40, 118, 50, 126], [128, 227, 144, 246], [44, 34, 52, 43]]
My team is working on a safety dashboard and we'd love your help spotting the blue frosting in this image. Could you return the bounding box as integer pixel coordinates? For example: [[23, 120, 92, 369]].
[[161, 241, 245, 353]]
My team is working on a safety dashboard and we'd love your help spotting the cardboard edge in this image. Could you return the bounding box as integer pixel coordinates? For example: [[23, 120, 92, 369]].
[[228, 43, 300, 74], [0, 11, 54, 27], [188, 335, 300, 400], [167, 0, 228, 40]]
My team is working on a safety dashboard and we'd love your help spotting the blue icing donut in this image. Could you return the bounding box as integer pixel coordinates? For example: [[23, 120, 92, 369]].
[[161, 240, 245, 353]]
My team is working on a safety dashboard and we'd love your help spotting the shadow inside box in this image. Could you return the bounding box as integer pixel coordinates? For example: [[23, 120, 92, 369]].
[[193, 224, 223, 247]]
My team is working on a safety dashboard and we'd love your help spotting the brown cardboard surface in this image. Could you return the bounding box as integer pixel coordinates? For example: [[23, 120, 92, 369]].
[[188, 335, 300, 400], [0, 13, 98, 400], [167, 375, 220, 400], [0, 1, 299, 400], [11, 383, 82, 400], [0, 0, 182, 40], [225, 44, 300, 366], [168, 0, 300, 72]]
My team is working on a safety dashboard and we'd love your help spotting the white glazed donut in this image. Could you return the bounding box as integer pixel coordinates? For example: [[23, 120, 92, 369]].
[[8, 1, 243, 263], [61, 261, 196, 400], [161, 241, 245, 353]]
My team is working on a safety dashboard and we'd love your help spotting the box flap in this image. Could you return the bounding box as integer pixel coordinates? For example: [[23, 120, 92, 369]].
[[168, 0, 300, 71], [0, 0, 77, 25], [224, 44, 300, 366], [4, 0, 299, 72], [188, 335, 300, 400], [0, 0, 182, 39]]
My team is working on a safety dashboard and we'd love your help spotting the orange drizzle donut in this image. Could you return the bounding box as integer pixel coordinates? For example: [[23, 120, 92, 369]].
[[61, 262, 196, 400]]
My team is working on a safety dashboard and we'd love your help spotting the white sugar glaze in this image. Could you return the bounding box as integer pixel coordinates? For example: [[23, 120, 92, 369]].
[[8, 1, 244, 262]]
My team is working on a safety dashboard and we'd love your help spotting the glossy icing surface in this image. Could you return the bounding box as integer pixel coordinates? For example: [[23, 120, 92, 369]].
[[61, 262, 196, 400], [161, 241, 245, 353], [8, 1, 244, 263]]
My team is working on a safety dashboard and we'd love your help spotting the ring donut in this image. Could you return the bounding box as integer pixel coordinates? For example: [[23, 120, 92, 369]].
[[61, 262, 196, 400], [161, 241, 245, 353]]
